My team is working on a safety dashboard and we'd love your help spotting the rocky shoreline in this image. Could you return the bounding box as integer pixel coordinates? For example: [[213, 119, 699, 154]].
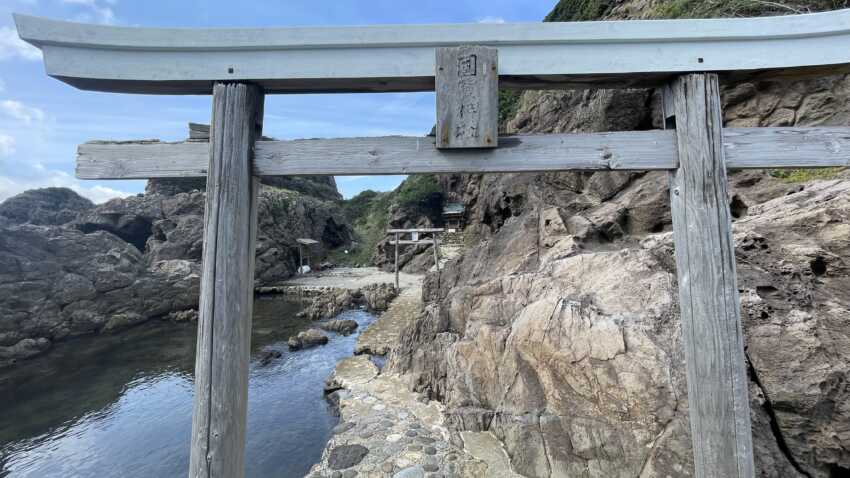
[[308, 280, 522, 478]]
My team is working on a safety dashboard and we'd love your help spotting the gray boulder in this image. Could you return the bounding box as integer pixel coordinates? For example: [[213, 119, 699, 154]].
[[287, 329, 329, 351], [320, 319, 359, 336], [0, 224, 200, 367]]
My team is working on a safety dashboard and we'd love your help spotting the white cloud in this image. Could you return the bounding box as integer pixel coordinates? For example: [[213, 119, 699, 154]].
[[0, 134, 15, 156], [477, 16, 506, 24], [0, 26, 42, 61], [1, 100, 45, 124], [0, 170, 132, 204], [61, 0, 116, 24]]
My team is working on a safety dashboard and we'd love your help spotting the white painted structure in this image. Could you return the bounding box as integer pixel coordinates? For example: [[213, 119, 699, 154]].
[[15, 10, 850, 478]]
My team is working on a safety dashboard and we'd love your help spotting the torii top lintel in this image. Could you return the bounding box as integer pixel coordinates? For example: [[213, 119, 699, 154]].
[[13, 9, 850, 95]]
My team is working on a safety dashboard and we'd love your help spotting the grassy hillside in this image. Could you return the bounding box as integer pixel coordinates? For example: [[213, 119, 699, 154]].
[[334, 175, 445, 266]]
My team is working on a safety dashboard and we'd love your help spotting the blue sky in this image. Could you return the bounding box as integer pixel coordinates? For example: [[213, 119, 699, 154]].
[[0, 0, 554, 201]]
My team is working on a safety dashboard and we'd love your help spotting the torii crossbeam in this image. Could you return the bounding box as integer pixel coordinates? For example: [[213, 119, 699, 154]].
[[15, 10, 850, 478]]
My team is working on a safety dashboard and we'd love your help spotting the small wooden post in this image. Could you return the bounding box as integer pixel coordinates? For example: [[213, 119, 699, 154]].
[[432, 233, 440, 272], [189, 82, 264, 478], [665, 73, 755, 478], [394, 232, 400, 290], [298, 244, 303, 272], [435, 45, 498, 149]]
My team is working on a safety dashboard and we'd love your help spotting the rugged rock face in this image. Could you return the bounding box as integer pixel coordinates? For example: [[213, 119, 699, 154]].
[[389, 177, 850, 477], [0, 175, 352, 366], [384, 2, 850, 476], [0, 224, 199, 367], [75, 186, 352, 286], [0, 187, 94, 226]]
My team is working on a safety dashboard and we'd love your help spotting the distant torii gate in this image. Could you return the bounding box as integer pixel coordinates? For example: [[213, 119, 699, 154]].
[[386, 228, 444, 289], [15, 10, 850, 478]]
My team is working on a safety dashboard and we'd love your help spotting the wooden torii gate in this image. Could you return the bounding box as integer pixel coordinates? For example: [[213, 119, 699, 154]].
[[15, 10, 850, 478], [387, 228, 444, 289]]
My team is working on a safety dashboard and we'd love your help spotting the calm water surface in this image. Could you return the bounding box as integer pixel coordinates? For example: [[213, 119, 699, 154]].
[[0, 297, 376, 477]]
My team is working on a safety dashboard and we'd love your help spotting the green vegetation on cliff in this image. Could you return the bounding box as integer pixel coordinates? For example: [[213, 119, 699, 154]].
[[544, 0, 617, 21], [542, 0, 848, 22], [649, 0, 848, 19], [336, 175, 445, 266]]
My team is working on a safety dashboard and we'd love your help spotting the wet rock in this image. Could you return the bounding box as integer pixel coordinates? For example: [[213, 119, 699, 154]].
[[287, 328, 329, 351], [320, 319, 359, 336], [0, 145, 352, 368], [258, 348, 282, 366], [328, 444, 369, 470], [0, 225, 200, 367]]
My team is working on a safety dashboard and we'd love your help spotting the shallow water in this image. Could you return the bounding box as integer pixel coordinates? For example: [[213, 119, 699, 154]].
[[0, 297, 376, 477]]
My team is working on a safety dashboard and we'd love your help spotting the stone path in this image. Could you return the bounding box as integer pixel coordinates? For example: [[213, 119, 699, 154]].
[[355, 285, 422, 356], [308, 355, 488, 478]]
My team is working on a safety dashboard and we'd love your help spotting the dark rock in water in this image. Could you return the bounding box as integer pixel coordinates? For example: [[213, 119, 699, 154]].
[[0, 187, 94, 226], [0, 337, 51, 362], [327, 444, 369, 470], [299, 284, 397, 321], [287, 329, 329, 351], [320, 319, 358, 336], [258, 348, 282, 366], [0, 224, 200, 367]]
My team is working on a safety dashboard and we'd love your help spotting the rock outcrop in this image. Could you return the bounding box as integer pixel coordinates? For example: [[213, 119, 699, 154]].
[[319, 318, 359, 336], [288, 328, 329, 350], [384, 2, 850, 476], [0, 223, 199, 367], [297, 284, 398, 321], [388, 176, 850, 477], [0, 169, 352, 366], [0, 187, 94, 226]]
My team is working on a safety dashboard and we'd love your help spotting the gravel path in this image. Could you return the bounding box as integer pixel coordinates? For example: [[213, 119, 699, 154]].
[[279, 267, 423, 291]]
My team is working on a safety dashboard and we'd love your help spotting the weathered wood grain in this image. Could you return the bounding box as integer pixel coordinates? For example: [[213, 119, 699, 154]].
[[189, 82, 264, 478], [15, 11, 850, 93], [388, 240, 437, 245], [394, 232, 399, 290], [76, 127, 850, 179], [432, 234, 440, 273], [436, 46, 498, 148], [667, 74, 755, 478], [386, 228, 445, 234]]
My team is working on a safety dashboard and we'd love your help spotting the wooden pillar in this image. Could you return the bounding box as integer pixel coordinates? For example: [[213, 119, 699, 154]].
[[665, 73, 755, 478], [394, 232, 400, 290], [189, 82, 264, 478]]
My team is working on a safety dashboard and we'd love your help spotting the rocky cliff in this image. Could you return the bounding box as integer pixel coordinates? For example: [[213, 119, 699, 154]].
[[0, 173, 352, 367], [385, 1, 850, 477]]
